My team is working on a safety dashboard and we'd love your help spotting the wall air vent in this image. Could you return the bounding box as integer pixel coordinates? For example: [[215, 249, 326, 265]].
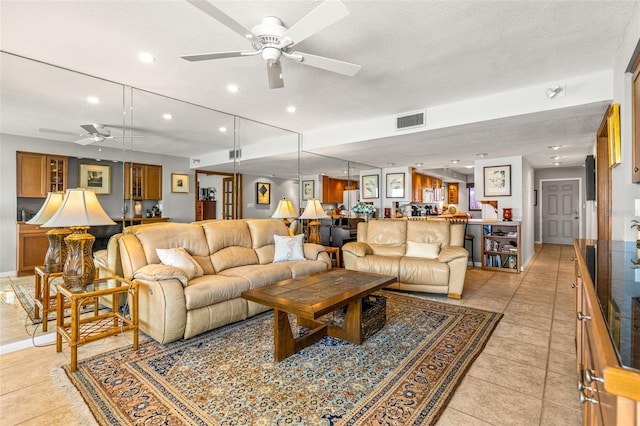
[[228, 148, 242, 160], [396, 110, 425, 130]]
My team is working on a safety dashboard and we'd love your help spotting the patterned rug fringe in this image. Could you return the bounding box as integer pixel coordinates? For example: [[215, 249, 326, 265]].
[[50, 368, 98, 426]]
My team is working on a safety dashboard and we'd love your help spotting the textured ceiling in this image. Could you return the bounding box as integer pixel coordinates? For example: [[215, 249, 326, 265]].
[[1, 0, 637, 177]]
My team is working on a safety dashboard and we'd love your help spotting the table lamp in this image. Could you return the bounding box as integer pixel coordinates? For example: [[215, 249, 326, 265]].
[[26, 191, 72, 272], [42, 188, 116, 290], [299, 199, 329, 244], [271, 198, 298, 226]]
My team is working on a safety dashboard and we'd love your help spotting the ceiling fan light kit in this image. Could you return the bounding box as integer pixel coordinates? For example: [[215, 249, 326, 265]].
[[182, 0, 361, 89]]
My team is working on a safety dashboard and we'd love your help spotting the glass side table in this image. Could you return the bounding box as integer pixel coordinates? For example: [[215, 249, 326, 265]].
[[55, 276, 138, 372]]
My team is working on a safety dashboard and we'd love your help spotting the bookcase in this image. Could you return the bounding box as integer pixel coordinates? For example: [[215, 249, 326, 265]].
[[481, 222, 521, 273]]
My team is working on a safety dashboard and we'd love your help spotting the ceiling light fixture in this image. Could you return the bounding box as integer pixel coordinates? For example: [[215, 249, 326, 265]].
[[545, 85, 565, 99], [451, 160, 459, 164], [219, 127, 227, 132], [138, 52, 155, 63], [162, 113, 173, 120], [476, 153, 488, 158], [548, 145, 563, 151], [287, 106, 296, 113], [550, 155, 562, 160], [86, 96, 100, 104], [415, 163, 423, 167], [464, 165, 474, 169], [226, 84, 239, 93], [553, 162, 563, 166]]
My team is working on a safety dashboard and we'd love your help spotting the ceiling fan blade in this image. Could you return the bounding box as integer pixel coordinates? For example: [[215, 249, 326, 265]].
[[38, 127, 81, 136], [292, 51, 361, 76], [80, 124, 100, 135], [281, 0, 350, 46], [267, 60, 284, 89], [181, 51, 248, 62], [75, 137, 99, 145], [185, 0, 259, 44]]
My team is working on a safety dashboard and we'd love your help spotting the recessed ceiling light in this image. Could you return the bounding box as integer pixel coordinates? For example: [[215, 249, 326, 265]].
[[550, 155, 562, 160], [443, 164, 450, 168], [553, 162, 563, 166], [219, 126, 227, 132], [287, 106, 296, 113], [415, 163, 423, 167], [548, 145, 563, 150], [162, 113, 173, 120], [451, 160, 459, 164], [464, 165, 474, 169], [226, 84, 239, 93], [138, 52, 155, 63], [387, 162, 396, 166], [87, 96, 100, 104], [476, 153, 488, 158]]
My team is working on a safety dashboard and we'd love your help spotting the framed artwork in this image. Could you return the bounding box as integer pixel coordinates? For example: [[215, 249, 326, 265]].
[[79, 163, 110, 195], [256, 182, 270, 205], [608, 103, 621, 168], [362, 175, 379, 199], [483, 165, 511, 197], [302, 180, 314, 200], [171, 173, 189, 193], [386, 173, 405, 198]]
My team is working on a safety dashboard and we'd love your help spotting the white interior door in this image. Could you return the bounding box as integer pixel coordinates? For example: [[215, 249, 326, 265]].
[[541, 180, 580, 245]]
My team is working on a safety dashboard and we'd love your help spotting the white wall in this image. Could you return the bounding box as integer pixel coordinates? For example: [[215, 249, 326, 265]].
[[242, 175, 298, 219], [0, 133, 193, 276], [612, 2, 640, 241]]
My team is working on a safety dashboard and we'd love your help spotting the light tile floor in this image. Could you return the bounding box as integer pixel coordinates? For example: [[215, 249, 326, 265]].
[[0, 244, 581, 425]]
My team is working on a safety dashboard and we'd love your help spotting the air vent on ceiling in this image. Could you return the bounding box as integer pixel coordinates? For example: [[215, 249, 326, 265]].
[[396, 110, 425, 130], [228, 148, 242, 160]]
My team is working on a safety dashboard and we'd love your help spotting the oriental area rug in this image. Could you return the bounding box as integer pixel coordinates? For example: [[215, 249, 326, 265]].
[[62, 291, 502, 425]]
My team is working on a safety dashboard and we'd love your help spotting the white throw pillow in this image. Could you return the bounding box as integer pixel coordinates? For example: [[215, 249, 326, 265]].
[[156, 247, 204, 280], [405, 241, 441, 259], [273, 234, 305, 262]]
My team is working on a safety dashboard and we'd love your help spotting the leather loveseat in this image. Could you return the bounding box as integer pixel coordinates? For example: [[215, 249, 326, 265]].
[[110, 219, 330, 343], [342, 219, 468, 298]]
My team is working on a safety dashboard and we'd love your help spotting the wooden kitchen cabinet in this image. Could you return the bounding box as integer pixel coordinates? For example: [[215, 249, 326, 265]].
[[574, 239, 640, 424], [322, 176, 347, 204], [448, 183, 459, 204], [125, 162, 162, 200], [17, 152, 67, 197], [16, 223, 49, 275]]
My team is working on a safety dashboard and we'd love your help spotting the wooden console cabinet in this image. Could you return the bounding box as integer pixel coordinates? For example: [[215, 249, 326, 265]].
[[17, 151, 67, 197], [16, 223, 49, 275], [574, 239, 640, 424], [196, 200, 216, 221]]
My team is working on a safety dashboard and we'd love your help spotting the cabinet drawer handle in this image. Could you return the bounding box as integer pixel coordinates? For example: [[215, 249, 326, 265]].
[[571, 283, 576, 289], [577, 380, 593, 392], [583, 369, 604, 384], [579, 390, 598, 405], [577, 312, 591, 321]]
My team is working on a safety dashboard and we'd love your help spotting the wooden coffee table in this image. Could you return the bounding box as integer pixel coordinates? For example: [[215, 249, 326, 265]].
[[241, 269, 395, 362]]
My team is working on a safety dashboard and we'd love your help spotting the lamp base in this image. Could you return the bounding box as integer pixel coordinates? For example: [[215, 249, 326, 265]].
[[307, 220, 321, 245], [63, 227, 96, 290], [44, 228, 72, 273]]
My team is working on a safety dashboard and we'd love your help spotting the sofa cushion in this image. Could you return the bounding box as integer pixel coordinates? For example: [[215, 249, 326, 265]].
[[365, 220, 407, 256], [156, 247, 204, 280], [247, 219, 290, 264], [184, 275, 250, 310], [201, 220, 252, 253], [407, 221, 451, 248], [399, 257, 449, 286], [273, 234, 305, 262], [134, 223, 210, 265], [287, 260, 329, 278], [218, 263, 293, 289], [133, 264, 190, 287], [405, 241, 441, 259], [210, 247, 259, 273], [350, 254, 401, 279]]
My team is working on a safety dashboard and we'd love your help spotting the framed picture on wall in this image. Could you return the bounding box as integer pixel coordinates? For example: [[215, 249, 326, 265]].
[[386, 173, 405, 198], [362, 175, 379, 199], [171, 173, 189, 193], [483, 165, 511, 197], [79, 163, 110, 195], [302, 180, 314, 200], [256, 182, 270, 205]]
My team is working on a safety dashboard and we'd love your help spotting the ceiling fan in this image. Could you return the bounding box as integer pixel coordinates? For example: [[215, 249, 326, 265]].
[[181, 0, 361, 89], [38, 124, 140, 146]]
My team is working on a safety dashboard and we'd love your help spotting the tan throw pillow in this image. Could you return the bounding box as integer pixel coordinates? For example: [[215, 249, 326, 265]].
[[406, 241, 441, 259], [273, 234, 305, 262], [156, 247, 204, 280]]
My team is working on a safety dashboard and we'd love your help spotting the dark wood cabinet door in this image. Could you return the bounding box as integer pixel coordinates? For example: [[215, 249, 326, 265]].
[[17, 152, 46, 198]]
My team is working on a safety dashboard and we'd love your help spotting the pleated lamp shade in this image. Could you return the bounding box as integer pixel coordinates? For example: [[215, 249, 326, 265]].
[[299, 199, 329, 220], [272, 198, 298, 219], [26, 192, 65, 225], [42, 188, 116, 228]]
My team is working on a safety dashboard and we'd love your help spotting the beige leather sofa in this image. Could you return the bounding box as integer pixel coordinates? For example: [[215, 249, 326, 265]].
[[342, 219, 468, 298], [108, 219, 330, 344]]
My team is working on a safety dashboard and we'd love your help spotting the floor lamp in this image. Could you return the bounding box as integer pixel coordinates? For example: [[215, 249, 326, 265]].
[[299, 199, 329, 244], [42, 188, 116, 290], [26, 191, 72, 273]]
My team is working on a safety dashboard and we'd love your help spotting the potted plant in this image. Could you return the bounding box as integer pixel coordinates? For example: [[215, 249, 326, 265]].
[[352, 203, 375, 221]]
